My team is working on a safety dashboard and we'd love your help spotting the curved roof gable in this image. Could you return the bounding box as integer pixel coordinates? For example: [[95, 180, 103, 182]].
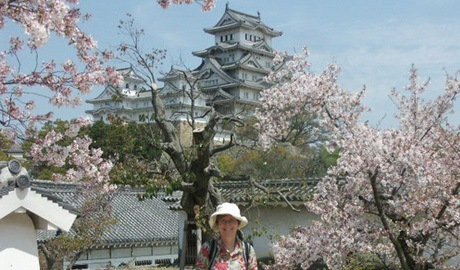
[[204, 7, 282, 37], [253, 39, 273, 53], [198, 58, 240, 84], [241, 53, 263, 69], [208, 88, 236, 103]]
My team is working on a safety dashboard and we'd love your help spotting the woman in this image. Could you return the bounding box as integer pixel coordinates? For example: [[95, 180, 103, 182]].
[[195, 203, 258, 270]]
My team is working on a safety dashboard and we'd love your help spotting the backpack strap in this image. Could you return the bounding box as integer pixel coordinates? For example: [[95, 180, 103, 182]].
[[207, 239, 218, 270], [244, 241, 251, 269], [237, 229, 251, 269]]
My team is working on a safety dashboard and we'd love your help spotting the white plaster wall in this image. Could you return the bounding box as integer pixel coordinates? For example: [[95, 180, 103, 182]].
[[0, 213, 40, 270], [133, 246, 152, 256], [90, 248, 110, 259], [111, 247, 131, 258], [241, 205, 319, 259]]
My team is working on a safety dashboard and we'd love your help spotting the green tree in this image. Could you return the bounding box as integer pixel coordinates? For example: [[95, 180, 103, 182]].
[[219, 111, 337, 180], [217, 143, 338, 180], [84, 116, 165, 195], [0, 133, 15, 160]]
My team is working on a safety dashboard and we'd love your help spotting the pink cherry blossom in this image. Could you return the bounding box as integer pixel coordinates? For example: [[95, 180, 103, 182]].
[[1, 0, 121, 133], [257, 50, 460, 269], [157, 0, 216, 11]]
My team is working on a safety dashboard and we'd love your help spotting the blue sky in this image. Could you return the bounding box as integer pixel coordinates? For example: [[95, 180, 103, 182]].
[[4, 0, 460, 127]]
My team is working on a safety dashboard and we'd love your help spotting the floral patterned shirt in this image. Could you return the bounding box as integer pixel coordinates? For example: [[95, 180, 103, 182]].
[[195, 237, 258, 270]]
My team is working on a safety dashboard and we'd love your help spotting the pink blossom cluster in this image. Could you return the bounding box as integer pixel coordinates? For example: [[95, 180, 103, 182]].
[[1, 0, 122, 133], [257, 50, 460, 269], [1, 1, 123, 190], [157, 0, 216, 11], [30, 117, 114, 189], [256, 49, 367, 150]]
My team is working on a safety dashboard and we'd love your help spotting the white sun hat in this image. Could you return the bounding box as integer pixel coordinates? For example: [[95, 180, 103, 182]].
[[209, 203, 248, 232]]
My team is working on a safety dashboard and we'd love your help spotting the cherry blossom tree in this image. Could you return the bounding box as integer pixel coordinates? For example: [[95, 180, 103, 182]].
[[1, 1, 214, 267], [1, 0, 216, 183], [156, 0, 216, 11], [256, 49, 460, 269], [1, 4, 122, 268], [1, 0, 122, 135], [1, 0, 125, 189]]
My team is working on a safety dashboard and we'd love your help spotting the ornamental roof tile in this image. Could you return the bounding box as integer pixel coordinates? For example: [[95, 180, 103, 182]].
[[165, 178, 319, 210]]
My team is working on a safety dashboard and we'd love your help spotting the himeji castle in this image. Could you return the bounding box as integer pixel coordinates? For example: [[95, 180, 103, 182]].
[[86, 5, 283, 138]]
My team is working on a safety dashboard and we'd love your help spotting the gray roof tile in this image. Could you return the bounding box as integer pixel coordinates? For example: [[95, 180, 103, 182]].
[[166, 178, 319, 210], [32, 180, 178, 247]]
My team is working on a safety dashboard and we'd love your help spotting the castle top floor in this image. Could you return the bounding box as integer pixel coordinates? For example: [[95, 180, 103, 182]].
[[203, 5, 282, 48]]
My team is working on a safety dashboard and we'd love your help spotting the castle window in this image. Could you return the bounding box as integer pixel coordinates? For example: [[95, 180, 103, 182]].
[[230, 34, 233, 40], [244, 92, 249, 99], [134, 85, 137, 90], [220, 36, 224, 42], [125, 83, 129, 89]]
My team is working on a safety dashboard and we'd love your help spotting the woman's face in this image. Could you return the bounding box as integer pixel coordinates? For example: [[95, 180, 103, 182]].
[[217, 214, 239, 239]]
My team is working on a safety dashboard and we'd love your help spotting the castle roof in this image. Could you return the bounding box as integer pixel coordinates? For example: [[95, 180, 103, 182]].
[[204, 7, 282, 37]]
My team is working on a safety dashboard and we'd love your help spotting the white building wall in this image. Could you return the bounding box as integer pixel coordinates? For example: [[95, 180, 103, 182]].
[[133, 247, 151, 257], [0, 213, 40, 270], [241, 205, 319, 259], [112, 247, 131, 258]]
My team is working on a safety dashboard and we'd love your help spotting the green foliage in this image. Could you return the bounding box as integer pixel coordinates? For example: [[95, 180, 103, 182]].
[[87, 116, 161, 161], [216, 144, 338, 180], [31, 165, 67, 180], [343, 252, 398, 270], [25, 116, 165, 193], [81, 116, 165, 191], [0, 132, 14, 160]]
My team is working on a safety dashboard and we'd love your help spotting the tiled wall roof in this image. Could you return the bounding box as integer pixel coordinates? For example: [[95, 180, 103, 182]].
[[166, 178, 319, 210], [32, 180, 178, 247], [217, 178, 319, 205]]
